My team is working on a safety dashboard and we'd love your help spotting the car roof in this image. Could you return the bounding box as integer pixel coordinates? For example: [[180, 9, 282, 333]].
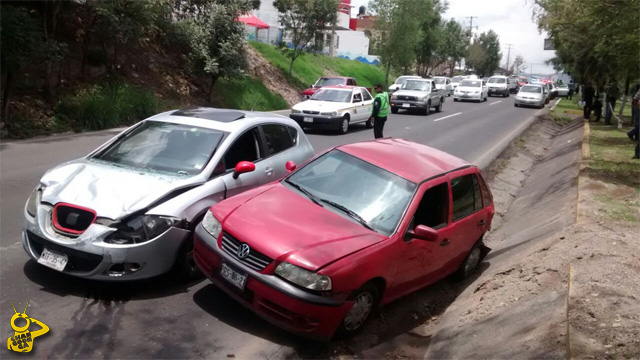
[[337, 138, 470, 183], [321, 85, 358, 90], [146, 107, 298, 132]]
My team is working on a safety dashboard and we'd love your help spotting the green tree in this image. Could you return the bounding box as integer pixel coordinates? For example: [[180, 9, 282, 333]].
[[1, 5, 44, 121], [441, 19, 467, 76], [511, 55, 524, 75], [414, 0, 445, 76], [274, 0, 338, 76], [466, 30, 501, 77]]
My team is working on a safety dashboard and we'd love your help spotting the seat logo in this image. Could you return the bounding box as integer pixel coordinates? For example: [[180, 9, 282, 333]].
[[7, 302, 50, 353], [237, 243, 251, 259]]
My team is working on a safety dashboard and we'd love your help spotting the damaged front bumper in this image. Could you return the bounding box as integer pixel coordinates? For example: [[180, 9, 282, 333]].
[[22, 204, 190, 280]]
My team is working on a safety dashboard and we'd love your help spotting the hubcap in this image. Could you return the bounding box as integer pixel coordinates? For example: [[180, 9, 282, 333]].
[[464, 248, 481, 276], [342, 119, 349, 132], [343, 291, 374, 331]]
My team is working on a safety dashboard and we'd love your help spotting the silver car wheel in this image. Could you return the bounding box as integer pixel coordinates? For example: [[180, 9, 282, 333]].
[[464, 247, 481, 276], [341, 118, 349, 133], [343, 291, 374, 331]]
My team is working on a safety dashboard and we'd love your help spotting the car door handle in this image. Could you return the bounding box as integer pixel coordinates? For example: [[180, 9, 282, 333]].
[[440, 239, 450, 247], [265, 167, 273, 174], [478, 219, 486, 227]]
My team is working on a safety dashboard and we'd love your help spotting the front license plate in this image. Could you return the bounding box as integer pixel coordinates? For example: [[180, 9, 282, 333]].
[[303, 117, 313, 123], [37, 248, 68, 272], [462, 94, 468, 97], [221, 263, 247, 290], [402, 103, 410, 108]]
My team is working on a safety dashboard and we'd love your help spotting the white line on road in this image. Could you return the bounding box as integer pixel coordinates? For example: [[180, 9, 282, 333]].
[[489, 100, 502, 106], [434, 112, 462, 122]]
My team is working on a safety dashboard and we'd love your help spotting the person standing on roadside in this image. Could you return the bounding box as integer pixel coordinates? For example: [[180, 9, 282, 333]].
[[583, 83, 595, 120], [628, 85, 640, 159], [604, 83, 619, 125], [369, 84, 390, 139], [568, 81, 574, 100]]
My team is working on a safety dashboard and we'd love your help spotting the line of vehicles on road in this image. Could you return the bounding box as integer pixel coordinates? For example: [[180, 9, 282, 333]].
[[23, 105, 495, 340]]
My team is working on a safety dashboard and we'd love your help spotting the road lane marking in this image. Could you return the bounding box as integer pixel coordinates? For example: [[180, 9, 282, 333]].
[[489, 100, 502, 105], [434, 112, 462, 122]]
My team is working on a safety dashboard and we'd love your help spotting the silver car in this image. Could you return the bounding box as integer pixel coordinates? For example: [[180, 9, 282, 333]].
[[514, 84, 546, 108], [22, 108, 315, 280]]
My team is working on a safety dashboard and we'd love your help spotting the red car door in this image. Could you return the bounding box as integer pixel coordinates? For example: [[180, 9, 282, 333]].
[[391, 178, 454, 296], [443, 168, 491, 274]]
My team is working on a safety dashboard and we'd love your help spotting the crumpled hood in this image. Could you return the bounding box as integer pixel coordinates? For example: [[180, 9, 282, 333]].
[[214, 183, 386, 271], [293, 99, 350, 113], [40, 159, 200, 220], [392, 90, 429, 98]]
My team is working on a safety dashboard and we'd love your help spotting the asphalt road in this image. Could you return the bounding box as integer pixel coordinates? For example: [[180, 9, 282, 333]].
[[0, 95, 546, 358]]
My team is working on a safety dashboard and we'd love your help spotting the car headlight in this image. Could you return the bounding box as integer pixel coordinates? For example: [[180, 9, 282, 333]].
[[25, 185, 40, 217], [275, 262, 332, 291], [291, 109, 301, 114], [105, 215, 183, 245], [421, 96, 429, 101], [201, 209, 222, 240], [474, 90, 480, 94], [320, 111, 338, 116]]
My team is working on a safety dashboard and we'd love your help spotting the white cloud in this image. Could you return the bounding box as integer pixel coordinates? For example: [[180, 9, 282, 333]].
[[351, 0, 557, 74]]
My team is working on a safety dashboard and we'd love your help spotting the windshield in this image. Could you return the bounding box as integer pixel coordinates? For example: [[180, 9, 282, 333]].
[[395, 76, 415, 84], [316, 78, 344, 86], [433, 78, 446, 84], [287, 150, 416, 235], [93, 121, 225, 175], [401, 80, 430, 91], [488, 78, 506, 83], [310, 89, 352, 102], [520, 85, 542, 93], [460, 80, 481, 87], [452, 76, 463, 82]]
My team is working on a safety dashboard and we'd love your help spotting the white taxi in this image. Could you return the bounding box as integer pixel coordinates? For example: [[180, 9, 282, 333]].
[[290, 86, 374, 134]]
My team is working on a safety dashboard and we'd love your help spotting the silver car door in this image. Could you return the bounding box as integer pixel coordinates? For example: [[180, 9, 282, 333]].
[[260, 124, 304, 179], [221, 127, 271, 198]]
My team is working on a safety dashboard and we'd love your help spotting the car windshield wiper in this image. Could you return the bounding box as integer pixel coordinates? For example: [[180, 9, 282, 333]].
[[318, 198, 374, 231], [285, 180, 323, 207]]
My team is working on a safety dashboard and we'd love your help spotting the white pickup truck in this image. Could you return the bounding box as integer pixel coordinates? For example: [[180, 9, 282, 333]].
[[390, 78, 446, 115]]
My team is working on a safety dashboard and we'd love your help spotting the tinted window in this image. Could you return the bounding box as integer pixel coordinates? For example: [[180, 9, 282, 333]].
[[287, 126, 298, 145], [451, 174, 482, 220], [478, 174, 492, 207], [223, 128, 261, 170], [262, 124, 294, 155], [488, 78, 507, 83], [413, 183, 449, 230]]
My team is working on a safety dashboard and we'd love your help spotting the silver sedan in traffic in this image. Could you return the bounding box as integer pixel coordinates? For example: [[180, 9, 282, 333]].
[[514, 84, 546, 108], [23, 108, 315, 280]]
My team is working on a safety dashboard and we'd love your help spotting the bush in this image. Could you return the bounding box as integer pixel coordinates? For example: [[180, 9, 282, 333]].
[[215, 77, 288, 111], [56, 83, 160, 130]]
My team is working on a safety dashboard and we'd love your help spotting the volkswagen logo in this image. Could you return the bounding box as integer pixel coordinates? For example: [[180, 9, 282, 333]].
[[237, 243, 251, 259]]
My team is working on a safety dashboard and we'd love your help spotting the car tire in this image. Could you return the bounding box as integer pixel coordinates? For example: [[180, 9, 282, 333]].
[[365, 117, 374, 128], [338, 115, 349, 134], [425, 101, 431, 115], [436, 99, 443, 112], [335, 282, 380, 339], [175, 235, 204, 280], [391, 107, 399, 114], [514, 103, 519, 107], [454, 240, 486, 280], [454, 98, 459, 102]]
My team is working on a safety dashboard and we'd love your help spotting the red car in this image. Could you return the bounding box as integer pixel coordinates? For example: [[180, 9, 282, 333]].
[[194, 138, 494, 340], [302, 77, 362, 99]]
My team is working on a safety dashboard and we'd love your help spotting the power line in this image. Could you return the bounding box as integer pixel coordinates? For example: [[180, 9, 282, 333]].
[[504, 44, 514, 72]]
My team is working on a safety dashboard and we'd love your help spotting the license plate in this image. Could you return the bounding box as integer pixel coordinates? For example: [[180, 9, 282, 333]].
[[462, 94, 468, 97], [221, 263, 247, 290], [37, 248, 68, 272], [402, 103, 410, 108], [303, 117, 313, 123]]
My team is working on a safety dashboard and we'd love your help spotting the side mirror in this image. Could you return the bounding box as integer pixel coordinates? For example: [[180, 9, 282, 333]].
[[232, 161, 255, 179], [285, 160, 296, 173], [408, 225, 439, 241]]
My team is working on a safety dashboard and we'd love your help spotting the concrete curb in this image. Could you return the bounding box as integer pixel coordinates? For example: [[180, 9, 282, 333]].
[[474, 106, 550, 170]]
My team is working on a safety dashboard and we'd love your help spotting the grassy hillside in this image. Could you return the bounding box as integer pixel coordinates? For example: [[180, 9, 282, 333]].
[[215, 78, 288, 111], [250, 42, 390, 91]]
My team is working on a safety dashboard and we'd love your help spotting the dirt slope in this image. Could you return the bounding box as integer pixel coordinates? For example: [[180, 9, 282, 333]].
[[245, 46, 302, 107]]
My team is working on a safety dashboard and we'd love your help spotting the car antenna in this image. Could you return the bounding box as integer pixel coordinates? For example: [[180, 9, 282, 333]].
[[250, 98, 260, 112]]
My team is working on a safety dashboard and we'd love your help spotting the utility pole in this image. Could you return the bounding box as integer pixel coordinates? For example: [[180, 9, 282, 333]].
[[465, 16, 478, 40], [504, 44, 514, 74]]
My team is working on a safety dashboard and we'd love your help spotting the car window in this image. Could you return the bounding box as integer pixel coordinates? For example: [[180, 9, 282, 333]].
[[347, 79, 355, 85], [352, 90, 363, 103], [451, 174, 482, 221], [317, 78, 344, 86], [460, 80, 481, 87], [446, 79, 451, 84], [402, 80, 430, 91], [521, 85, 542, 93], [286, 126, 298, 145], [262, 124, 294, 156], [478, 174, 492, 207], [412, 182, 449, 230], [362, 89, 373, 101], [488, 78, 507, 83], [223, 128, 261, 171], [310, 89, 352, 102]]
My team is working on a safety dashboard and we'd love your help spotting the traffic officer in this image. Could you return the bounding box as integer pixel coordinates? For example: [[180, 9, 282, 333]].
[[369, 83, 390, 139]]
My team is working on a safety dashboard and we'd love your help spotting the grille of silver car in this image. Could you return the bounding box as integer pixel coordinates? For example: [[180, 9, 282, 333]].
[[302, 110, 320, 114], [398, 95, 417, 101], [221, 232, 272, 271]]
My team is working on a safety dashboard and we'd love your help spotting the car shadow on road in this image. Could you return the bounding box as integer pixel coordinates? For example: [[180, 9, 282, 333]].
[[302, 123, 371, 136], [192, 262, 491, 358], [23, 259, 204, 301]]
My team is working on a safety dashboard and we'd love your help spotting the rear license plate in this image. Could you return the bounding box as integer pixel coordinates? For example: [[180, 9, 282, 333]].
[[402, 103, 410, 108], [38, 248, 68, 272], [221, 263, 247, 290], [303, 117, 313, 123]]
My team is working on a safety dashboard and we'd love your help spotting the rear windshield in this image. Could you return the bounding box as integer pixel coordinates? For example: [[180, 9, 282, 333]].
[[93, 121, 225, 175], [460, 80, 481, 87], [488, 78, 507, 83], [452, 76, 463, 82], [520, 85, 542, 93]]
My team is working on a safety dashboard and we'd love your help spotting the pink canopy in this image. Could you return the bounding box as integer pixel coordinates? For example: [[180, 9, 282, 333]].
[[237, 14, 269, 29]]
